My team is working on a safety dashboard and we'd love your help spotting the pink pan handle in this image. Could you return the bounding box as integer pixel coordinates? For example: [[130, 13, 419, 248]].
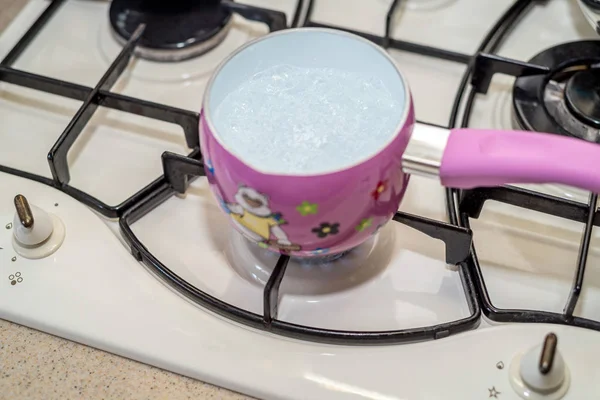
[[439, 128, 600, 192]]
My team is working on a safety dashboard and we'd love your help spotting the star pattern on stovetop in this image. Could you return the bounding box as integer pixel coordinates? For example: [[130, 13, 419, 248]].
[[488, 386, 501, 398]]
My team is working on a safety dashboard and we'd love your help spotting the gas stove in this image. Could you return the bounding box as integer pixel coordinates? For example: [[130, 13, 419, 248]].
[[2, 0, 600, 399]]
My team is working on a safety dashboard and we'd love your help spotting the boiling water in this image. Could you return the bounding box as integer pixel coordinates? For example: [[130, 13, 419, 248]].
[[213, 64, 403, 174]]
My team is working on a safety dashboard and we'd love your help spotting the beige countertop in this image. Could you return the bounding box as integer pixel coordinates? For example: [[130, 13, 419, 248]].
[[0, 2, 251, 399]]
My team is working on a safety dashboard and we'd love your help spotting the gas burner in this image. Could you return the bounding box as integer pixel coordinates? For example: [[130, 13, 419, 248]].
[[226, 227, 394, 296], [109, 0, 232, 62], [513, 41, 600, 143], [565, 68, 600, 128]]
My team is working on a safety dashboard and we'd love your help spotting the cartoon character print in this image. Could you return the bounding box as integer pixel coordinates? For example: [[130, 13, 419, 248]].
[[225, 186, 301, 252]]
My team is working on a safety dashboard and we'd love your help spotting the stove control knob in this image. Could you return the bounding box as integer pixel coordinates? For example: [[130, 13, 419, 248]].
[[509, 333, 570, 400], [11, 195, 65, 259], [13, 194, 53, 246]]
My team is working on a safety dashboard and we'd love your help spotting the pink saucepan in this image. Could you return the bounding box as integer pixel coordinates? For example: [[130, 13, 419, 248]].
[[200, 28, 600, 258]]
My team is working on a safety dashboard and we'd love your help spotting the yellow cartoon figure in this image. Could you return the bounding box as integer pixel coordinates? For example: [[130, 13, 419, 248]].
[[225, 186, 299, 251]]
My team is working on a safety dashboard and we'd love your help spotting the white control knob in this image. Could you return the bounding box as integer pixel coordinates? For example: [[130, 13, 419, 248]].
[[11, 194, 65, 259], [509, 333, 570, 400]]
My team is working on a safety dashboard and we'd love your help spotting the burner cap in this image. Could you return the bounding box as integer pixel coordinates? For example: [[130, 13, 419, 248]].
[[109, 0, 232, 62], [565, 69, 600, 128], [513, 41, 600, 142]]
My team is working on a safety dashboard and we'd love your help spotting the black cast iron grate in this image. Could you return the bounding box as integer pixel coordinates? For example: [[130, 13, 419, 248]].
[[0, 0, 289, 218], [119, 148, 476, 345], [0, 0, 478, 345], [444, 0, 600, 331], [1, 0, 586, 344]]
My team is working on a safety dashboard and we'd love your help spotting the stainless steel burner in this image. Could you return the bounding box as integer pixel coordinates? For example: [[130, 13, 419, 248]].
[[565, 68, 600, 128], [544, 74, 600, 142]]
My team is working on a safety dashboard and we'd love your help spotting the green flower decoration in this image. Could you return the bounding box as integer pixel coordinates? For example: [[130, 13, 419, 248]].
[[296, 201, 318, 216], [355, 218, 373, 232], [258, 242, 269, 249]]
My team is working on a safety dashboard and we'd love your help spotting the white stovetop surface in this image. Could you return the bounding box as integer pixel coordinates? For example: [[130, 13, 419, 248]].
[[2, 0, 600, 399]]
